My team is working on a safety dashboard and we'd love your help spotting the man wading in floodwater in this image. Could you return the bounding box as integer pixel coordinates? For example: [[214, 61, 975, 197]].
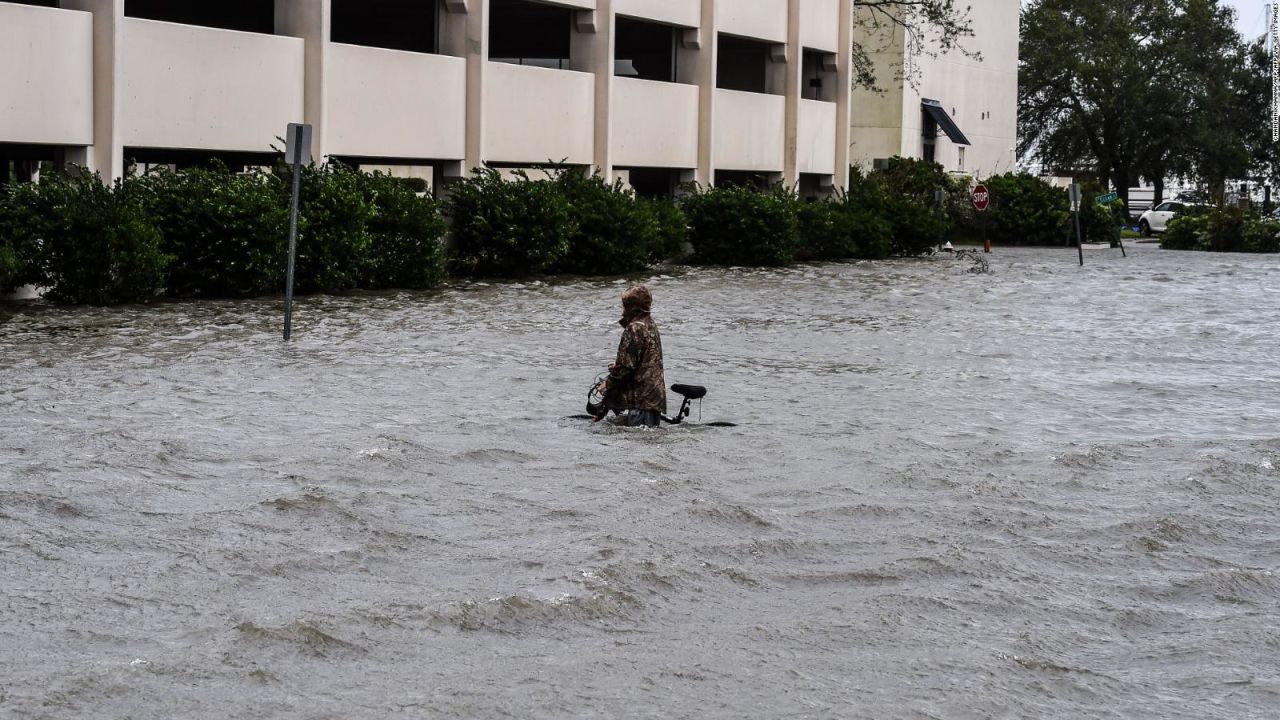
[[597, 285, 667, 427]]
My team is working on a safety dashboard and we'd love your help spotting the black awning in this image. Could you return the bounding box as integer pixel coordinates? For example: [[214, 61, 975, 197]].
[[922, 99, 971, 146]]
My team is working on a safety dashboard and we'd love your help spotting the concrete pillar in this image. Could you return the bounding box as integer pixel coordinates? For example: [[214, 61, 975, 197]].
[[62, 0, 123, 180], [275, 0, 330, 162], [694, 0, 716, 187], [834, 0, 853, 190], [569, 1, 614, 180], [782, 0, 802, 189], [451, 0, 488, 173]]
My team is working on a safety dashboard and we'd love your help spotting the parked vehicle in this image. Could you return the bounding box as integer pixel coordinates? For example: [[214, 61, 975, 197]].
[[1138, 201, 1187, 236]]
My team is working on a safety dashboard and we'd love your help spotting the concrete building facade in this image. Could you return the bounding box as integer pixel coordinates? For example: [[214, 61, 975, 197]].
[[0, 0, 854, 195], [849, 0, 1019, 179]]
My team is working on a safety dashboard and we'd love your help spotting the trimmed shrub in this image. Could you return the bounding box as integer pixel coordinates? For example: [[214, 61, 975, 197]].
[[860, 159, 951, 256], [551, 170, 659, 276], [639, 196, 688, 263], [796, 196, 893, 261], [129, 165, 287, 298], [4, 171, 168, 304], [274, 163, 375, 293], [682, 185, 800, 266], [446, 168, 576, 277], [359, 171, 448, 289], [0, 194, 33, 291], [975, 173, 1069, 246], [0, 244, 18, 291], [1161, 215, 1205, 250], [1242, 219, 1280, 253], [1162, 206, 1280, 253]]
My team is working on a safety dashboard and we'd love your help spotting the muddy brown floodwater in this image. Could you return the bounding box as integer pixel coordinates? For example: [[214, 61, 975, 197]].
[[1, 244, 1278, 718]]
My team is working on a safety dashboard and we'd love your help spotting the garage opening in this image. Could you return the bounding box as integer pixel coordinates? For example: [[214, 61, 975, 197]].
[[124, 0, 274, 34], [490, 0, 572, 69], [331, 0, 439, 54]]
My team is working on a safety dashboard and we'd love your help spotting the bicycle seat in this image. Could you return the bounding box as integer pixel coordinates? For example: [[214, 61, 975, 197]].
[[671, 384, 707, 400]]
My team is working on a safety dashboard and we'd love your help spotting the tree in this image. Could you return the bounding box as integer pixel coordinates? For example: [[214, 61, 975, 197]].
[[853, 1, 979, 90], [1018, 0, 1248, 207]]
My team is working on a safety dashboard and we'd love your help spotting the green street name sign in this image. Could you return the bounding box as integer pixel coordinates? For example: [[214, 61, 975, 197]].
[[1095, 192, 1119, 205]]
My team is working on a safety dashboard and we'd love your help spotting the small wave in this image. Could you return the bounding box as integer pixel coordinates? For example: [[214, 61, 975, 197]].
[[778, 569, 900, 586], [690, 501, 774, 528], [999, 652, 1102, 677], [261, 493, 361, 522], [1167, 568, 1279, 606], [701, 563, 760, 587], [234, 620, 365, 658], [450, 448, 538, 465], [431, 588, 642, 633]]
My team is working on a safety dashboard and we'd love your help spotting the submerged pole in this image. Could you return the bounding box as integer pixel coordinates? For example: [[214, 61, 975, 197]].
[[282, 123, 311, 341]]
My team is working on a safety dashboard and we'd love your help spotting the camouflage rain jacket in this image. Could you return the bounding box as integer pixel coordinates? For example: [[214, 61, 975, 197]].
[[603, 311, 667, 414]]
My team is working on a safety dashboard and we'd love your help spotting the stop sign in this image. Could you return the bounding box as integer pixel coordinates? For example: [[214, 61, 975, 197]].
[[972, 184, 990, 212]]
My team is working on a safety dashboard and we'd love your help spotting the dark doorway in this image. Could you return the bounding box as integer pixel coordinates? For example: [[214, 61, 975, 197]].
[[615, 16, 675, 82], [489, 0, 572, 69], [717, 34, 770, 93], [801, 49, 836, 101], [626, 167, 681, 198], [331, 0, 438, 54], [124, 0, 274, 34]]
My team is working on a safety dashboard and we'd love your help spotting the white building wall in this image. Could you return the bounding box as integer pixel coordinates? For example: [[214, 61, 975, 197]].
[[485, 63, 596, 165], [327, 44, 466, 161], [118, 19, 305, 152], [613, 77, 700, 168], [0, 3, 94, 147], [1, 0, 853, 190], [851, 0, 1019, 178]]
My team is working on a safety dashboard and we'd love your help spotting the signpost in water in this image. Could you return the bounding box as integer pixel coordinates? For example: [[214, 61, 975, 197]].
[[283, 123, 312, 341]]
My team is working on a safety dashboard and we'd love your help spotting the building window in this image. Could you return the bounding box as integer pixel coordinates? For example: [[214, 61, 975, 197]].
[[331, 0, 438, 54], [923, 143, 936, 164], [124, 0, 275, 34], [717, 35, 776, 94], [615, 16, 676, 82], [801, 50, 836, 102], [625, 167, 681, 198], [957, 147, 965, 172], [490, 0, 572, 70]]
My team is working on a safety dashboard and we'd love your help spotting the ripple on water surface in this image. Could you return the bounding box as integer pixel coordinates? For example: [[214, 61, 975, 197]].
[[2, 246, 1278, 718]]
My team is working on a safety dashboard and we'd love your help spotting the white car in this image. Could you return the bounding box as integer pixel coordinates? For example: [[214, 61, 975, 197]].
[[1138, 201, 1186, 236]]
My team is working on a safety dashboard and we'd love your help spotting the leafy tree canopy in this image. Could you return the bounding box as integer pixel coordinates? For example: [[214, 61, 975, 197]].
[[853, 0, 980, 89], [1019, 0, 1261, 205]]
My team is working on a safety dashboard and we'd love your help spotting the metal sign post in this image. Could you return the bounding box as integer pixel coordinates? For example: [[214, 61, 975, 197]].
[[283, 123, 312, 341], [1070, 183, 1084, 266]]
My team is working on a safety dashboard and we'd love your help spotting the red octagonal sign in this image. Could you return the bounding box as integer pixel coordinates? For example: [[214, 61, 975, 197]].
[[972, 184, 990, 212]]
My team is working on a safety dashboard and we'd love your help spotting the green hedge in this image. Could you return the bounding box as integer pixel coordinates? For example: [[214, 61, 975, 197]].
[[129, 165, 287, 298], [972, 173, 1069, 246], [551, 170, 660, 276], [2, 171, 168, 304], [359, 171, 448, 290], [683, 186, 800, 267], [1162, 206, 1280, 253], [795, 193, 892, 261], [446, 167, 671, 278], [14, 158, 1153, 305], [640, 196, 688, 263], [445, 168, 575, 277]]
